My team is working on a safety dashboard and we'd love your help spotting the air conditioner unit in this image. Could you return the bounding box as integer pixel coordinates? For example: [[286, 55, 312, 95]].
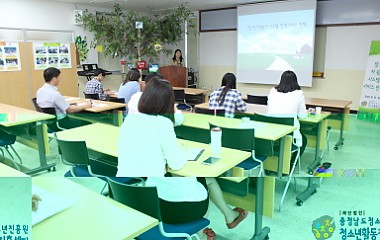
[[73, 10, 83, 25]]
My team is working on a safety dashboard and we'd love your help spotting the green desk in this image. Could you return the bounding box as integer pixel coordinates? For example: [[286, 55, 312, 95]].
[[0, 103, 55, 175], [56, 123, 251, 177], [32, 177, 158, 240], [305, 97, 352, 150], [64, 96, 126, 126], [194, 103, 331, 174], [176, 113, 296, 178]]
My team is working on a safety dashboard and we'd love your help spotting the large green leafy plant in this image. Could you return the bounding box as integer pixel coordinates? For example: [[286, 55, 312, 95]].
[[80, 4, 195, 62]]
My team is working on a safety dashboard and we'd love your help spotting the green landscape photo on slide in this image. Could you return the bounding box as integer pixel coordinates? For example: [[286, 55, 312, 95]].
[[238, 9, 315, 73], [238, 53, 314, 71]]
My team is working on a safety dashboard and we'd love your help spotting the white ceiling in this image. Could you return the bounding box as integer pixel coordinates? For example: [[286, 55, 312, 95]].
[[43, 0, 275, 12]]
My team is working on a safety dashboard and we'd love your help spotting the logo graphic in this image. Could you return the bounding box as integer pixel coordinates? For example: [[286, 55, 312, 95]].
[[312, 215, 335, 240]]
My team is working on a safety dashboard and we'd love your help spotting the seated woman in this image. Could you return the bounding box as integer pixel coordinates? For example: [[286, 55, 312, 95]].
[[128, 72, 184, 126], [118, 68, 141, 110], [209, 73, 246, 118], [117, 79, 247, 239], [267, 70, 308, 166], [117, 78, 185, 177], [146, 177, 248, 240]]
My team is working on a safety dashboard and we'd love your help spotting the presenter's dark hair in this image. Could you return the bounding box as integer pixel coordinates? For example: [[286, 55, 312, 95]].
[[218, 73, 236, 105], [138, 79, 175, 123], [122, 68, 140, 85], [43, 67, 61, 82], [93, 68, 106, 77], [144, 72, 164, 84], [275, 70, 301, 93], [172, 49, 183, 63]]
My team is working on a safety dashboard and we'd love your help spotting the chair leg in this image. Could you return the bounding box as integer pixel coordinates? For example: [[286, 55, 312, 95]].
[[0, 148, 4, 162], [100, 182, 108, 195], [279, 150, 300, 212], [326, 126, 332, 155], [2, 146, 21, 171], [294, 177, 298, 192], [9, 145, 23, 164]]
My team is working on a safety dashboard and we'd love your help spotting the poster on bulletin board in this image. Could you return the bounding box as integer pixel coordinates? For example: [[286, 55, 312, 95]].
[[0, 42, 21, 71], [33, 42, 71, 70], [358, 40, 380, 123]]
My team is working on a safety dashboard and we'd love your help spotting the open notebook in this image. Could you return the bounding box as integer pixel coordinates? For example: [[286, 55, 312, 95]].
[[32, 185, 76, 226]]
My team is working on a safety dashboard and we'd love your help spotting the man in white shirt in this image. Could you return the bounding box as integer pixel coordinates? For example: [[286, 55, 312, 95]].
[[36, 67, 91, 129], [128, 72, 184, 126]]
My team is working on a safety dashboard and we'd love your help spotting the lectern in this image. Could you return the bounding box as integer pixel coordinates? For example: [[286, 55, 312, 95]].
[[159, 65, 187, 87]]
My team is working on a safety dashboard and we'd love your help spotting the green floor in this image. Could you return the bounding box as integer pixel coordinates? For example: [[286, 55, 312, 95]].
[[1, 114, 379, 239]]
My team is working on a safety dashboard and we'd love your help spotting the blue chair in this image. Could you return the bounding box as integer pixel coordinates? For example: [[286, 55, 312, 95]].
[[107, 178, 210, 240], [209, 123, 267, 177], [0, 130, 22, 170], [57, 139, 142, 194]]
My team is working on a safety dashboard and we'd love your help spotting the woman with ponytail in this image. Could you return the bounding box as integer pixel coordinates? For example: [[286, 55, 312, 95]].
[[209, 73, 246, 118]]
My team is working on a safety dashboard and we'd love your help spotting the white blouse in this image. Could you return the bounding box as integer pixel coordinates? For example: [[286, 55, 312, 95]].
[[117, 114, 187, 177], [267, 87, 307, 146]]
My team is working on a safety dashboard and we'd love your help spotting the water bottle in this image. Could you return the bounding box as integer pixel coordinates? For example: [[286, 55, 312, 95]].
[[210, 127, 222, 157]]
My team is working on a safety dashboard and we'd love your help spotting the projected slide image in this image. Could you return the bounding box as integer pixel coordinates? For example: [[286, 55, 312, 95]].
[[237, 8, 315, 85], [238, 10, 314, 70]]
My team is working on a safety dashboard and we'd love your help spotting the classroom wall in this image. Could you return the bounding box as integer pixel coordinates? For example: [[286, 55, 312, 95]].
[[0, 0, 113, 64], [199, 25, 380, 110]]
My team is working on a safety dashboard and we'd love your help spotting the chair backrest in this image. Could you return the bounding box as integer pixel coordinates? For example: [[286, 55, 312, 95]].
[[31, 98, 42, 112], [107, 178, 162, 221], [0, 129, 17, 145], [209, 123, 255, 151], [40, 107, 63, 132], [253, 113, 294, 126], [107, 97, 126, 110], [40, 107, 57, 116], [83, 92, 100, 100], [174, 89, 186, 102], [194, 108, 225, 116], [253, 113, 294, 145], [247, 95, 268, 105], [56, 139, 91, 166]]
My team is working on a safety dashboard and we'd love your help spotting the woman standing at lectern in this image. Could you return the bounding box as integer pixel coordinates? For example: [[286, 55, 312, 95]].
[[171, 49, 183, 66]]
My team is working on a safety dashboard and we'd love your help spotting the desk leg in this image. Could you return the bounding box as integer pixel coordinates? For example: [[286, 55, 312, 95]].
[[112, 110, 123, 126], [307, 121, 322, 175], [251, 177, 270, 240], [296, 177, 320, 206], [277, 137, 284, 178], [25, 122, 56, 175], [334, 111, 346, 150]]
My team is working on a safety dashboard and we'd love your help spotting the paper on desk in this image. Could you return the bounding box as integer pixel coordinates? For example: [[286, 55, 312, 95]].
[[92, 103, 107, 108], [186, 148, 205, 161], [77, 102, 87, 107], [32, 185, 76, 226], [65, 97, 80, 101]]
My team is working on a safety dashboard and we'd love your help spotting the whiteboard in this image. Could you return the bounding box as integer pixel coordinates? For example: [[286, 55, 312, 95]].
[[324, 25, 380, 70]]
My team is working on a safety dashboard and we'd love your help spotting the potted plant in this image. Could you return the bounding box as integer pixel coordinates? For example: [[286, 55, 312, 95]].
[[80, 4, 195, 63]]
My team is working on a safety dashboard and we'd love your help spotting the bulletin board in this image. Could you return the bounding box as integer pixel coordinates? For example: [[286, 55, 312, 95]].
[[0, 42, 31, 109], [0, 42, 77, 110], [28, 42, 78, 100]]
